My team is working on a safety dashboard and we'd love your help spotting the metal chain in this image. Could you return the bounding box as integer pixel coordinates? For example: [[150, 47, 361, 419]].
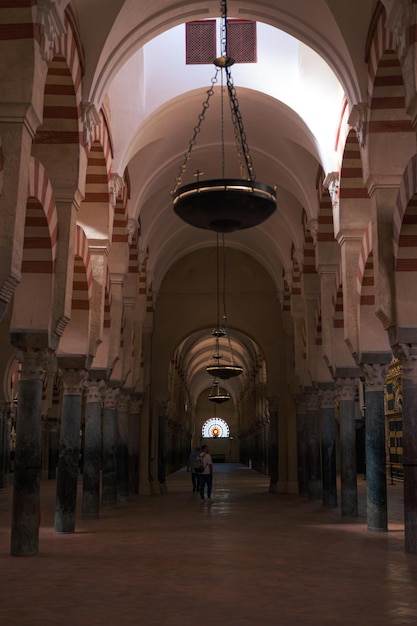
[[171, 68, 220, 196], [226, 66, 256, 181]]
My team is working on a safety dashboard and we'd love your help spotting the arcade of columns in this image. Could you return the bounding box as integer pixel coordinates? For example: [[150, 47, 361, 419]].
[[1, 2, 417, 557]]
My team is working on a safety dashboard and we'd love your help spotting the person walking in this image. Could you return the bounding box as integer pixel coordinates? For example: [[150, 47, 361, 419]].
[[187, 446, 201, 492], [198, 444, 213, 501]]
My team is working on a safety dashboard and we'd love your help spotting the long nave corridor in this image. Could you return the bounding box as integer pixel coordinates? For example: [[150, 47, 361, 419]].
[[1, 465, 416, 626]]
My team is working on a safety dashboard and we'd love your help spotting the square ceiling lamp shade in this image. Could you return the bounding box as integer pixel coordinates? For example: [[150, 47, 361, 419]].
[[171, 0, 277, 233]]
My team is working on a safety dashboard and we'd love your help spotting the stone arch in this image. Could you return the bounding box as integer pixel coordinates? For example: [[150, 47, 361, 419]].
[[58, 225, 92, 357], [32, 7, 84, 195], [366, 6, 415, 179], [78, 137, 112, 240], [331, 263, 356, 371], [356, 221, 391, 359], [10, 158, 58, 339], [392, 154, 417, 336]]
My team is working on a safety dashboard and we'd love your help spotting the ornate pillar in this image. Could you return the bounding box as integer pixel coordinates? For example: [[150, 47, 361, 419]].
[[117, 393, 130, 501], [158, 399, 168, 493], [11, 348, 48, 556], [335, 377, 358, 517], [47, 417, 59, 480], [361, 363, 388, 532], [306, 388, 322, 500], [102, 387, 119, 508], [54, 368, 87, 534], [129, 395, 142, 495], [394, 344, 417, 553], [319, 386, 337, 507], [295, 394, 308, 495], [268, 396, 279, 492], [82, 379, 105, 519]]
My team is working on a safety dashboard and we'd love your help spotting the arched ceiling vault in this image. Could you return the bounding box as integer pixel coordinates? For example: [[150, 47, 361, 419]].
[[67, 0, 382, 406], [176, 327, 260, 405]]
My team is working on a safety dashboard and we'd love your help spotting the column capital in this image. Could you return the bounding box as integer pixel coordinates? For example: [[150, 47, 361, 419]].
[[392, 343, 417, 383], [60, 368, 88, 395], [103, 386, 120, 409], [130, 394, 144, 414], [16, 347, 50, 382], [307, 390, 319, 412], [84, 379, 106, 404], [360, 363, 388, 391], [117, 392, 130, 413], [319, 388, 336, 410], [335, 377, 358, 402], [294, 393, 308, 414]]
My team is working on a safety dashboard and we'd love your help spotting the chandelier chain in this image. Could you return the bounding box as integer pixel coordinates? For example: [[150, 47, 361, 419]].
[[226, 66, 256, 181], [171, 68, 220, 195]]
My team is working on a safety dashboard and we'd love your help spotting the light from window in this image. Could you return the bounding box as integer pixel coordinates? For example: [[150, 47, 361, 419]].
[[202, 417, 230, 438]]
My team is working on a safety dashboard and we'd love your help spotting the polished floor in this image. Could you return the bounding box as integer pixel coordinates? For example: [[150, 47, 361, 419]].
[[1, 464, 417, 626]]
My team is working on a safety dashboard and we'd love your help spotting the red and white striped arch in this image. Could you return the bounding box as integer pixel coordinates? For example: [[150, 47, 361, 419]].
[[393, 154, 417, 269], [35, 9, 84, 147], [356, 221, 373, 303], [23, 157, 58, 273], [72, 225, 93, 311], [367, 7, 413, 140]]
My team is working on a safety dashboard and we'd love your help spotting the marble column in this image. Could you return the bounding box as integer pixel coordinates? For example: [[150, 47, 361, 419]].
[[128, 395, 142, 495], [361, 363, 388, 532], [102, 387, 119, 508], [295, 394, 308, 495], [319, 387, 337, 507], [335, 377, 358, 517], [117, 393, 130, 501], [394, 344, 417, 554], [47, 418, 59, 480], [82, 380, 105, 519], [306, 389, 322, 500], [268, 396, 279, 492], [54, 369, 87, 534], [11, 348, 48, 556]]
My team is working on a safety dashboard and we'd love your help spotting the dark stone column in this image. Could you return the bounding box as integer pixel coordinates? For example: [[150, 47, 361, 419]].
[[128, 395, 142, 495], [11, 348, 48, 556], [361, 363, 388, 532], [82, 380, 104, 519], [158, 399, 168, 493], [268, 396, 278, 492], [306, 388, 322, 500], [102, 387, 119, 508], [394, 344, 417, 554], [117, 393, 129, 501], [47, 418, 59, 480], [335, 377, 358, 517], [319, 387, 337, 507], [295, 394, 308, 495], [54, 368, 87, 534]]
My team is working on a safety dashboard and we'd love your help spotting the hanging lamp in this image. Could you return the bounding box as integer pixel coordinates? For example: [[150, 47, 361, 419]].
[[206, 232, 243, 380], [171, 0, 277, 233], [208, 379, 230, 403]]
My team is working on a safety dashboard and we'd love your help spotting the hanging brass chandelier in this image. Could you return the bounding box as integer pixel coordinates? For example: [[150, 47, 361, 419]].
[[171, 0, 277, 233], [208, 379, 230, 403], [206, 232, 243, 380]]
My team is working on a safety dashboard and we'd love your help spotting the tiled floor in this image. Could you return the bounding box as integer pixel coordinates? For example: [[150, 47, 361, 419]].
[[1, 464, 417, 626]]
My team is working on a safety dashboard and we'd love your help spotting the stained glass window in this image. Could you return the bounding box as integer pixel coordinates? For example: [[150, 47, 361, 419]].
[[202, 417, 230, 438]]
